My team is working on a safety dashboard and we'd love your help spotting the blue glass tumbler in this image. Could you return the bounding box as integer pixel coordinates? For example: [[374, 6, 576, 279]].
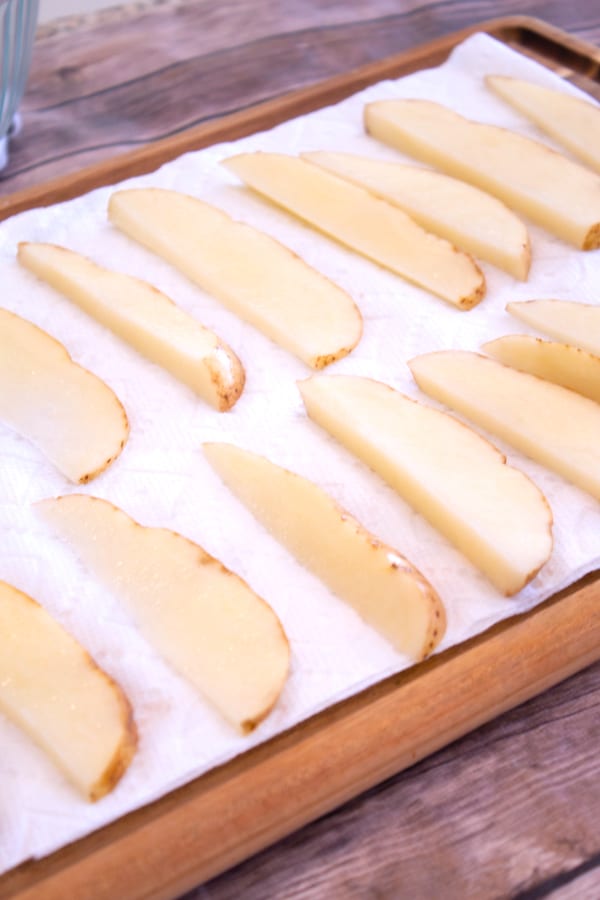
[[0, 0, 39, 171]]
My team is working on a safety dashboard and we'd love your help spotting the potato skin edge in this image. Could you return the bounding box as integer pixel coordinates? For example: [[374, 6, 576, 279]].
[[89, 678, 139, 802]]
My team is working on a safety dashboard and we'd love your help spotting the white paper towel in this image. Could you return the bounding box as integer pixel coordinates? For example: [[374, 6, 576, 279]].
[[1, 32, 599, 873]]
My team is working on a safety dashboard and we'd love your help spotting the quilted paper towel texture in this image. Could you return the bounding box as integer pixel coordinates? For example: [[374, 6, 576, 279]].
[[1, 33, 600, 872]]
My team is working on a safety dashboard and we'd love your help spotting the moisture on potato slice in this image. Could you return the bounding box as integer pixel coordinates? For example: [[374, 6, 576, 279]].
[[18, 242, 245, 412], [299, 375, 552, 596], [223, 152, 485, 310], [487, 76, 600, 174], [108, 188, 362, 369], [303, 150, 531, 279], [0, 580, 137, 801], [365, 99, 600, 249], [36, 495, 290, 733], [410, 350, 600, 501], [483, 334, 600, 404], [204, 442, 446, 660], [0, 308, 128, 483], [507, 299, 600, 357]]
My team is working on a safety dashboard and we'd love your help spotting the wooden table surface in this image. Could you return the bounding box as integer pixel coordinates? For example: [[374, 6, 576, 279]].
[[3, 1, 600, 898]]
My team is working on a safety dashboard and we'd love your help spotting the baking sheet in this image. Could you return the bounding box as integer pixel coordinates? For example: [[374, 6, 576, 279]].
[[1, 32, 600, 873]]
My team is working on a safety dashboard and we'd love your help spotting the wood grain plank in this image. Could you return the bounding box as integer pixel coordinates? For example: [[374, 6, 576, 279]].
[[533, 865, 600, 899], [2, 16, 599, 218], [25, 0, 418, 107], [16, 19, 448, 166], [195, 658, 600, 899], [2, 0, 599, 193], [24, 0, 596, 108], [0, 18, 497, 214]]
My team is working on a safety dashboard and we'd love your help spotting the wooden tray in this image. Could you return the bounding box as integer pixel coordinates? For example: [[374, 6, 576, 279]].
[[1, 16, 600, 900]]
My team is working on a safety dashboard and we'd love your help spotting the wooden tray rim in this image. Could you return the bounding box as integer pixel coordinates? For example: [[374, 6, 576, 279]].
[[1, 14, 599, 221]]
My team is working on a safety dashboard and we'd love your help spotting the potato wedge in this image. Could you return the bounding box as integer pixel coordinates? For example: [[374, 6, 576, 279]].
[[223, 152, 485, 310], [203, 442, 445, 659], [483, 334, 600, 404], [409, 350, 600, 500], [0, 308, 128, 483], [487, 76, 600, 174], [507, 299, 600, 357], [36, 495, 290, 732], [18, 242, 245, 412], [0, 580, 137, 801], [108, 188, 361, 369], [303, 150, 530, 279], [365, 99, 600, 249], [299, 375, 552, 596]]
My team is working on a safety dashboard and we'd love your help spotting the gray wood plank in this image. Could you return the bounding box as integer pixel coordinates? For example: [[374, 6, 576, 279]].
[[1, 0, 599, 192], [194, 661, 600, 899]]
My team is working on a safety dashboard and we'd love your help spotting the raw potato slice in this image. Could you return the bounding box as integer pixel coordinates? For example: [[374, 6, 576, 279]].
[[303, 151, 531, 279], [0, 580, 137, 801], [223, 152, 485, 310], [204, 442, 445, 659], [108, 188, 361, 369], [365, 99, 600, 249], [18, 242, 245, 412], [37, 495, 290, 732], [507, 299, 600, 357], [487, 76, 600, 174], [299, 375, 552, 596], [483, 334, 600, 404], [0, 308, 128, 483], [409, 350, 600, 500]]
